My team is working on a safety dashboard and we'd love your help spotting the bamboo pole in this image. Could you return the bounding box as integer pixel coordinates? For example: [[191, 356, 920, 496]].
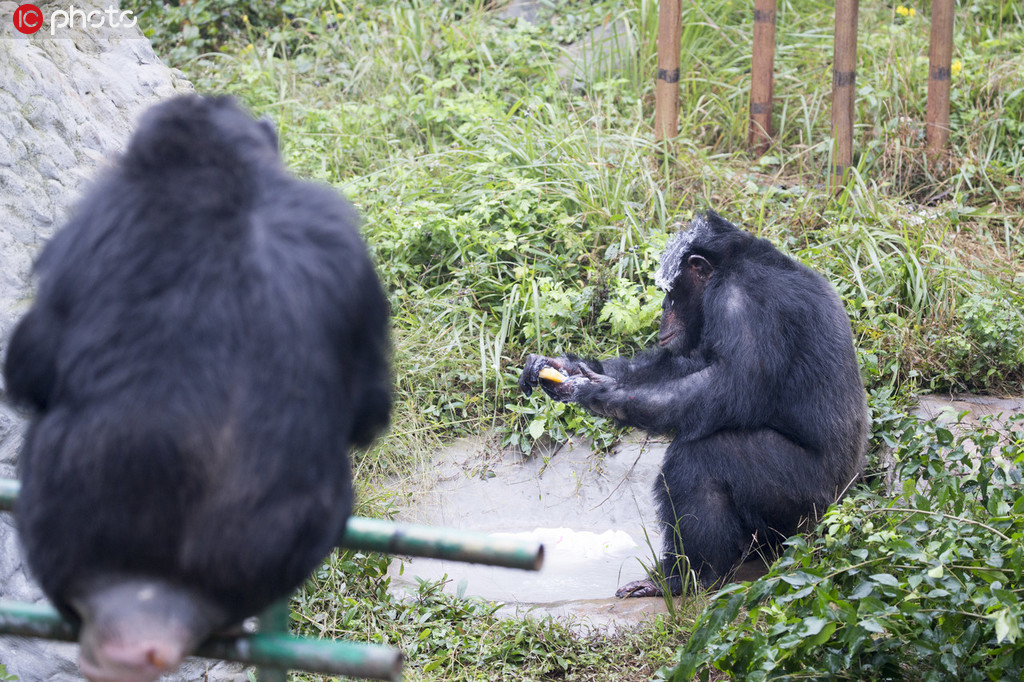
[[830, 0, 859, 190], [748, 0, 777, 154], [926, 0, 955, 160], [654, 0, 683, 141]]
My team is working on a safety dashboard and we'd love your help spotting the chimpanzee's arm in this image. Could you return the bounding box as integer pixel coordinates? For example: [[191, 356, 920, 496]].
[[519, 346, 710, 398], [574, 291, 784, 439], [573, 362, 723, 436], [595, 348, 709, 382], [3, 305, 60, 411]]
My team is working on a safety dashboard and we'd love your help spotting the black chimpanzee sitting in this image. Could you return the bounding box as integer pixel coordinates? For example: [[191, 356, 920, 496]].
[[3, 95, 390, 681], [519, 210, 867, 597]]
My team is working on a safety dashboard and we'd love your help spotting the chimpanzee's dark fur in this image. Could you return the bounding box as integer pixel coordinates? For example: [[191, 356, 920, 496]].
[[3, 95, 390, 674], [520, 211, 867, 596]]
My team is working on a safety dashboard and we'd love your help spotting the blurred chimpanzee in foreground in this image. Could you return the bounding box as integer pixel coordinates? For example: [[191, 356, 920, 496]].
[[3, 95, 390, 681], [520, 211, 867, 597]]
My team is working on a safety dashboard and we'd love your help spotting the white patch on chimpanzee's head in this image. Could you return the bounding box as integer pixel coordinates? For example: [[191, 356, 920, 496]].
[[655, 213, 714, 292], [722, 283, 747, 316]]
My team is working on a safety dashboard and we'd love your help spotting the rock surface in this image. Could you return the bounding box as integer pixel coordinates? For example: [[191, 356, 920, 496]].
[[0, 4, 247, 680]]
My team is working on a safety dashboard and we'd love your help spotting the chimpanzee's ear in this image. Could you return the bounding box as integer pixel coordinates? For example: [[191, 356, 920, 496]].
[[688, 254, 713, 283], [258, 117, 279, 151]]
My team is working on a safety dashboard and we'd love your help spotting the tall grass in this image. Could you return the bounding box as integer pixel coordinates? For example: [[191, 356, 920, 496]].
[[122, 0, 1024, 464]]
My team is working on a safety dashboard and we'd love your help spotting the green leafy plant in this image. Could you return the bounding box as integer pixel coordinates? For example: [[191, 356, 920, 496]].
[[503, 395, 622, 457], [930, 293, 1024, 389], [663, 413, 1024, 681]]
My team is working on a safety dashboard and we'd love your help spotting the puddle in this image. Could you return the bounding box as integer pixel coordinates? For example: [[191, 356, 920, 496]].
[[386, 433, 671, 631], [393, 527, 643, 602]]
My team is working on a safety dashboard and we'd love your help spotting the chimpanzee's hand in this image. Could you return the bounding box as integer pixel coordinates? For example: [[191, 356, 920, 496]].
[[571, 363, 620, 416], [577, 363, 614, 385], [540, 373, 590, 402], [518, 354, 551, 396], [518, 354, 587, 396], [536, 362, 616, 403]]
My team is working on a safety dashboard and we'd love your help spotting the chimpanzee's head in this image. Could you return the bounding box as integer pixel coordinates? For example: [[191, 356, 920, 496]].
[[654, 211, 748, 354], [125, 96, 280, 176]]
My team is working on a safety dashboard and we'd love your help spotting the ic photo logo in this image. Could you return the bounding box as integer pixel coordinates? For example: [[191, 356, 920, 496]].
[[12, 3, 42, 33], [11, 3, 137, 36]]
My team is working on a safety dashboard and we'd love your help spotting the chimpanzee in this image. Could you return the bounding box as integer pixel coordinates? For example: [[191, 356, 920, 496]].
[[520, 210, 867, 597], [2, 95, 391, 681]]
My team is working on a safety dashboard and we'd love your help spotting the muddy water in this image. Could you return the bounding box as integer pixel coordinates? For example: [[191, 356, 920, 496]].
[[386, 433, 671, 631]]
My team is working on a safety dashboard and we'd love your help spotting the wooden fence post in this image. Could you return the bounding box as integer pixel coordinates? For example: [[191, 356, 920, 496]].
[[926, 0, 955, 160], [749, 0, 777, 154], [654, 0, 683, 142], [830, 0, 859, 190]]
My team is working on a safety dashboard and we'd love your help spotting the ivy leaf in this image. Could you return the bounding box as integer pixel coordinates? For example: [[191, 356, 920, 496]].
[[796, 616, 833, 642], [993, 609, 1021, 644], [869, 573, 900, 587], [850, 581, 874, 600]]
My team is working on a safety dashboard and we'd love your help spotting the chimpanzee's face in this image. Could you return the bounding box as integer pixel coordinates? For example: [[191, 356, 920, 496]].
[[658, 289, 697, 355], [657, 293, 685, 352], [657, 254, 713, 355]]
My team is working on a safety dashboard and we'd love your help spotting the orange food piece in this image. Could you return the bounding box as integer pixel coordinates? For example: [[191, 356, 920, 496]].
[[538, 367, 567, 383]]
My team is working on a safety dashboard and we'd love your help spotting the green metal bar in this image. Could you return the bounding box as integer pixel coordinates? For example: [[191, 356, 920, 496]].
[[0, 599, 78, 641], [343, 516, 544, 570], [205, 632, 401, 681], [0, 600, 403, 681], [0, 478, 544, 680], [0, 479, 544, 570], [0, 478, 16, 512], [257, 600, 291, 682]]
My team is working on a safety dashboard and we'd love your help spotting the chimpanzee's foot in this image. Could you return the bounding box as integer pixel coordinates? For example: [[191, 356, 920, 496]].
[[615, 579, 664, 598]]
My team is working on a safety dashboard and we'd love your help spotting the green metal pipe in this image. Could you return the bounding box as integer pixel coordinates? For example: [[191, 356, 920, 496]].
[[0, 478, 16, 512], [0, 477, 544, 680], [0, 600, 403, 681], [256, 600, 291, 682], [204, 631, 402, 681], [343, 516, 544, 570], [0, 478, 544, 570], [0, 599, 77, 641]]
